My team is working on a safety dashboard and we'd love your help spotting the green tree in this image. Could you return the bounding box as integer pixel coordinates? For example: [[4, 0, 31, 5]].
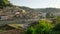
[[25, 19, 54, 34], [46, 12, 54, 18], [0, 0, 12, 8], [53, 23, 60, 31]]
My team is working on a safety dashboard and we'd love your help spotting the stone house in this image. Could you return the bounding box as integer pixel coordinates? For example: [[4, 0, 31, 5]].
[[0, 15, 8, 20], [0, 15, 14, 20], [42, 13, 46, 18]]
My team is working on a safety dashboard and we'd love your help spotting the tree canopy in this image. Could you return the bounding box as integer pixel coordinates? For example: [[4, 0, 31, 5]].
[[0, 0, 12, 8]]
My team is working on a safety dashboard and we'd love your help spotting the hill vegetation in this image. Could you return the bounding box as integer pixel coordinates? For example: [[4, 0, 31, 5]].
[[0, 0, 60, 34], [0, 0, 60, 16], [0, 0, 12, 8]]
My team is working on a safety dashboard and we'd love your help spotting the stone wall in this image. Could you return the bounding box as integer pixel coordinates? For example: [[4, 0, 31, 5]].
[[0, 29, 24, 34]]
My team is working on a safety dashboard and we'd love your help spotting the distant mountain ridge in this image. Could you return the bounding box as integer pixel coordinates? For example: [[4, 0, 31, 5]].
[[0, 0, 60, 14], [19, 6, 60, 13]]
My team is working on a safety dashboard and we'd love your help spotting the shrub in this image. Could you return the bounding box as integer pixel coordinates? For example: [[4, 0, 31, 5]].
[[25, 19, 54, 34], [53, 23, 60, 31]]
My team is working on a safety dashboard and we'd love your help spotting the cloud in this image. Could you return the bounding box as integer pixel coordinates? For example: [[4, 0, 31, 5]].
[[9, 0, 60, 8]]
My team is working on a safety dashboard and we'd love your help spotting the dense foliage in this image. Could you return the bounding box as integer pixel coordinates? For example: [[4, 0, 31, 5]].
[[25, 16, 60, 34], [25, 19, 54, 34], [0, 0, 12, 8]]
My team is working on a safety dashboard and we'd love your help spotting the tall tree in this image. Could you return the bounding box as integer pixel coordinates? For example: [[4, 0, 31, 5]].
[[0, 0, 12, 8]]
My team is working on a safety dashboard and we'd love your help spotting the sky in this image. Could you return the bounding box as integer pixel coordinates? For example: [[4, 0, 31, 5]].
[[9, 0, 60, 8]]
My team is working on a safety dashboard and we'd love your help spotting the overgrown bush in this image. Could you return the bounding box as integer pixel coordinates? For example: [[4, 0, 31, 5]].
[[53, 23, 60, 31], [25, 19, 54, 34]]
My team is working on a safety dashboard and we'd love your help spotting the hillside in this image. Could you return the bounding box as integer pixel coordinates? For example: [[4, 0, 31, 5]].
[[34, 8, 60, 13], [18, 6, 60, 13], [0, 0, 60, 16]]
